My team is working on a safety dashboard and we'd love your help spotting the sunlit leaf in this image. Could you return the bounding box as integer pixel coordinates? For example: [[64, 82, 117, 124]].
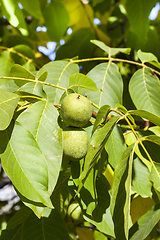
[[1, 122, 53, 208], [69, 73, 99, 92], [17, 101, 63, 196], [129, 68, 160, 117], [38, 61, 79, 103], [0, 89, 20, 130], [91, 40, 131, 56], [1, 0, 28, 36], [79, 62, 123, 109]]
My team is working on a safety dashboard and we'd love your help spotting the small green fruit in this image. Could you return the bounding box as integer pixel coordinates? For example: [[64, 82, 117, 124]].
[[68, 201, 83, 225], [60, 93, 92, 127], [63, 126, 89, 161]]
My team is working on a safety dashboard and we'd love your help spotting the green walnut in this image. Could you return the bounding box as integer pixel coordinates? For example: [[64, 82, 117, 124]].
[[63, 126, 89, 161], [60, 93, 92, 127], [68, 201, 84, 225]]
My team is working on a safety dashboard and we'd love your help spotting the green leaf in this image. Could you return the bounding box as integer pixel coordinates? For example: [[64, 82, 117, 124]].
[[0, 89, 20, 130], [10, 64, 35, 87], [21, 209, 70, 240], [132, 157, 152, 198], [92, 105, 111, 133], [19, 0, 43, 20], [0, 51, 14, 86], [79, 116, 120, 191], [129, 203, 160, 240], [137, 49, 159, 64], [1, 208, 70, 240], [1, 0, 28, 36], [69, 73, 99, 92], [129, 68, 160, 117], [79, 62, 123, 109], [110, 144, 134, 240], [105, 125, 126, 169], [91, 40, 131, 56], [56, 28, 95, 59], [44, 1, 69, 42], [126, 0, 157, 41], [129, 109, 160, 127], [17, 82, 47, 98], [1, 122, 53, 208], [83, 174, 115, 238], [149, 163, 160, 192], [17, 101, 63, 196], [38, 61, 79, 103]]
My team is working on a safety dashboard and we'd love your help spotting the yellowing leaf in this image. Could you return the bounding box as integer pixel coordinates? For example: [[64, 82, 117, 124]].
[[76, 227, 95, 240], [130, 196, 155, 224]]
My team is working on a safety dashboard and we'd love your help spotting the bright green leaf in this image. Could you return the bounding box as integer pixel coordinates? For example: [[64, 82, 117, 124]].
[[17, 101, 63, 196], [1, 0, 28, 36], [79, 62, 123, 109], [69, 73, 99, 92], [129, 69, 160, 117], [1, 122, 53, 208], [0, 89, 20, 130], [38, 61, 79, 103], [91, 40, 131, 56]]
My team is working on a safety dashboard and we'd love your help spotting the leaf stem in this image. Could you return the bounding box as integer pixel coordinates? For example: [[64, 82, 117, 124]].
[[0, 76, 66, 91]]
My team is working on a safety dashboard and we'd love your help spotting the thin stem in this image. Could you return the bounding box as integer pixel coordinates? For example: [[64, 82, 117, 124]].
[[0, 76, 66, 91]]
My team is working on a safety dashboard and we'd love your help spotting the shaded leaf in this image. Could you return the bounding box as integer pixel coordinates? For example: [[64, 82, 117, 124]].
[[19, 0, 43, 20], [10, 64, 35, 87], [79, 116, 120, 191], [132, 158, 152, 198], [126, 0, 157, 40], [56, 28, 95, 59], [0, 89, 20, 130], [105, 125, 126, 169], [129, 109, 160, 127], [91, 40, 131, 56], [69, 73, 99, 92], [129, 68, 160, 117], [44, 1, 69, 42], [83, 174, 115, 238], [92, 104, 111, 133], [130, 196, 155, 224], [149, 163, 160, 192], [110, 144, 134, 240], [129, 203, 160, 240]]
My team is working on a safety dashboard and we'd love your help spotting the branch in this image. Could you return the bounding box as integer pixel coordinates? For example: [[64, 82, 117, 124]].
[[92, 110, 155, 129]]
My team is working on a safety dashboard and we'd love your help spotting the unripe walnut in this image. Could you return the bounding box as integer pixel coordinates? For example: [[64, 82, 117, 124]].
[[60, 93, 92, 127], [63, 126, 89, 161], [67, 201, 84, 225]]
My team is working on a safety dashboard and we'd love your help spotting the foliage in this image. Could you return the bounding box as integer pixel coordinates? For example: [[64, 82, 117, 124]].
[[0, 1, 160, 240]]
